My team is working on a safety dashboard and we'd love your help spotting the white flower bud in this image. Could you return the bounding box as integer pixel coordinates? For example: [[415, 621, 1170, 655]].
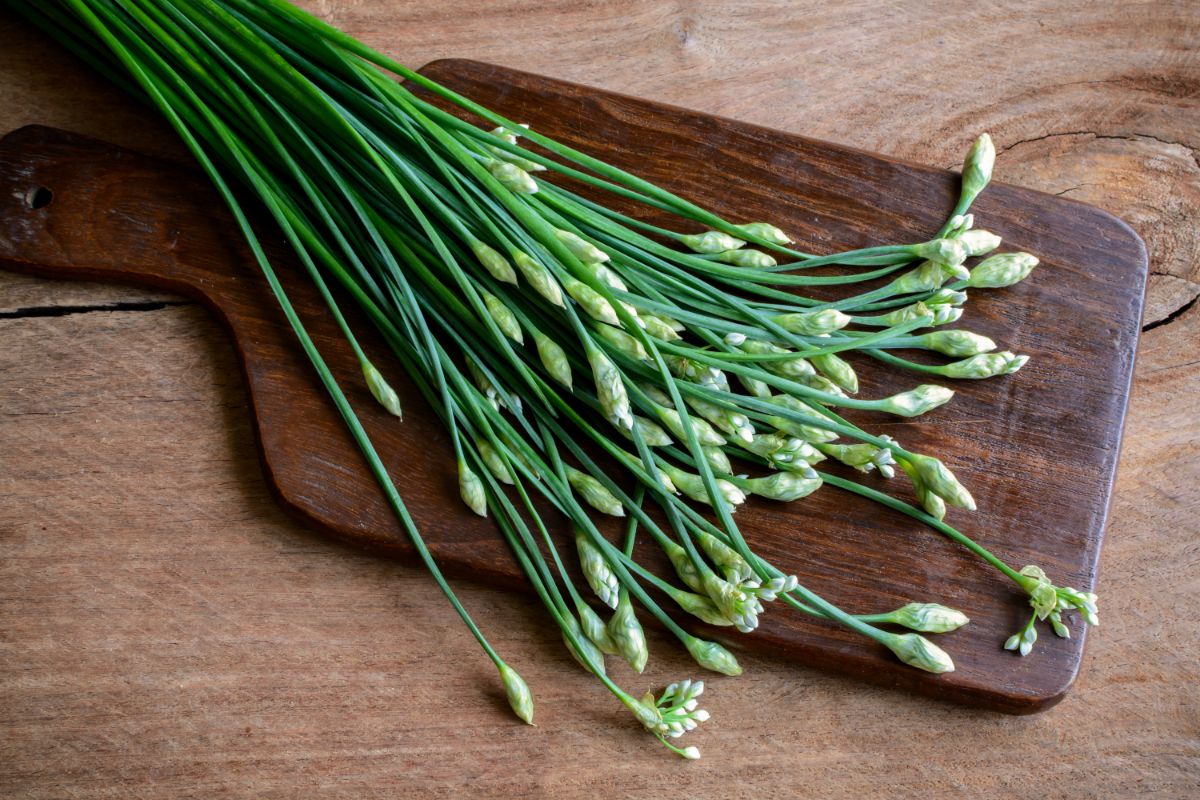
[[681, 746, 701, 760], [937, 351, 1029, 379], [586, 342, 633, 430], [724, 331, 748, 346], [956, 229, 1002, 257], [961, 133, 996, 203], [576, 530, 620, 609], [889, 602, 970, 633]]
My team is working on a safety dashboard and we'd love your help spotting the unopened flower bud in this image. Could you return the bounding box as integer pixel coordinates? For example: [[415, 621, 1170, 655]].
[[458, 458, 487, 517], [470, 241, 518, 284], [576, 530, 620, 609], [534, 331, 572, 389], [486, 158, 538, 193], [907, 454, 976, 510], [879, 384, 955, 417], [554, 229, 609, 264], [967, 252, 1039, 288], [743, 472, 822, 501], [886, 632, 956, 673], [512, 251, 563, 306], [586, 341, 633, 430], [608, 592, 649, 672], [733, 221, 793, 245], [362, 361, 402, 418], [684, 636, 743, 676], [889, 602, 970, 633], [713, 249, 777, 268], [811, 352, 858, 393], [772, 308, 852, 336], [482, 290, 523, 343], [498, 663, 535, 724], [679, 230, 746, 254], [918, 329, 997, 356], [564, 276, 620, 325], [956, 229, 1002, 257], [961, 133, 996, 204], [567, 467, 625, 516], [936, 351, 1029, 379]]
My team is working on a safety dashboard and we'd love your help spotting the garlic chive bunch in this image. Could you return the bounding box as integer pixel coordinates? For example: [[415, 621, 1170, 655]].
[[20, 0, 1098, 758]]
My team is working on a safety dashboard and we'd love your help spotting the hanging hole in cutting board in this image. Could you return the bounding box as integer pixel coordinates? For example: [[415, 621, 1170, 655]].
[[24, 185, 53, 209]]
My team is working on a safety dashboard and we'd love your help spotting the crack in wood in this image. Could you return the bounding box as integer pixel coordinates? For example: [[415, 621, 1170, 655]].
[[0, 299, 189, 319], [1143, 292, 1199, 332]]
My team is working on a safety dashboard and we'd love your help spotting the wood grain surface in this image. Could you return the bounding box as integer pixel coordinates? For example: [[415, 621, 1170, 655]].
[[1, 2, 1197, 798]]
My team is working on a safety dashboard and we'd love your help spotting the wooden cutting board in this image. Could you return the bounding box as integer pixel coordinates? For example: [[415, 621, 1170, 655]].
[[0, 59, 1146, 714]]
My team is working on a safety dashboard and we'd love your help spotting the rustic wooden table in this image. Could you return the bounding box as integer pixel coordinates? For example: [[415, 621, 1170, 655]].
[[2, 2, 1197, 797]]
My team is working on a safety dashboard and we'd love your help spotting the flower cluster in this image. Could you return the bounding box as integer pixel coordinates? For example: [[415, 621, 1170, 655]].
[[634, 679, 711, 759]]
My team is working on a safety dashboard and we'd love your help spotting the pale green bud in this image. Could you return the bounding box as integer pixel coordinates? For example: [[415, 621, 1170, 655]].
[[362, 361, 402, 418], [918, 330, 997, 356], [879, 384, 955, 417], [663, 465, 746, 508], [554, 229, 609, 264], [912, 237, 970, 267], [817, 442, 895, 476], [1017, 565, 1059, 619], [681, 746, 702, 761], [498, 663, 534, 724], [695, 530, 753, 584], [486, 158, 539, 193], [733, 221, 793, 245], [739, 373, 773, 399], [669, 587, 736, 626], [932, 305, 964, 326], [577, 600, 619, 655], [743, 472, 822, 501], [796, 373, 847, 397], [743, 433, 822, 466], [641, 313, 683, 341], [594, 324, 649, 360], [907, 454, 976, 510], [608, 592, 648, 672], [811, 352, 859, 393], [886, 632, 955, 673], [489, 126, 519, 145], [617, 415, 673, 447], [771, 308, 852, 336], [586, 341, 633, 430], [956, 229, 1002, 257], [458, 458, 487, 517], [929, 288, 969, 306], [566, 467, 625, 516], [562, 616, 606, 674], [586, 262, 629, 292], [662, 538, 704, 592], [477, 439, 513, 484], [961, 133, 996, 204], [879, 302, 936, 326], [576, 530, 619, 608], [643, 311, 684, 332], [967, 252, 1039, 288], [470, 241, 518, 284], [713, 249, 777, 268], [684, 636, 743, 676], [890, 260, 950, 294], [512, 251, 563, 307], [679, 230, 746, 254], [563, 276, 619, 325], [740, 340, 816, 380], [482, 290, 523, 343], [632, 692, 665, 732], [888, 602, 970, 633], [702, 446, 732, 474], [936, 351, 1029, 379], [486, 144, 546, 172], [650, 402, 726, 446], [685, 396, 752, 442], [534, 331, 572, 389]]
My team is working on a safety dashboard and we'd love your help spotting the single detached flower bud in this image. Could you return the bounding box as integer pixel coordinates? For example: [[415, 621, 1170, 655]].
[[679, 230, 746, 254], [362, 360, 402, 417], [967, 252, 1039, 288], [886, 632, 956, 673], [498, 663, 535, 724]]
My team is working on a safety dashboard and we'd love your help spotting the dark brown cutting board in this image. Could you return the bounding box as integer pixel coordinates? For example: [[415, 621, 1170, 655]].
[[0, 59, 1146, 714]]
